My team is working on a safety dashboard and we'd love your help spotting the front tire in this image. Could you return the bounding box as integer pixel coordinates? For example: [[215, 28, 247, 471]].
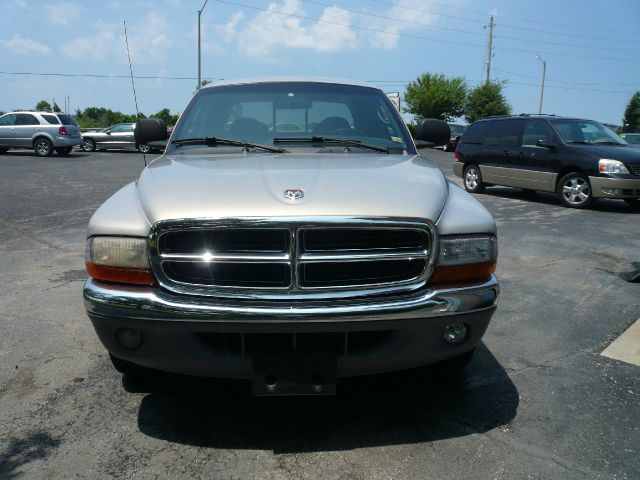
[[463, 164, 485, 193], [82, 138, 96, 152], [557, 172, 593, 208], [33, 138, 53, 157], [137, 144, 151, 153], [624, 198, 640, 209]]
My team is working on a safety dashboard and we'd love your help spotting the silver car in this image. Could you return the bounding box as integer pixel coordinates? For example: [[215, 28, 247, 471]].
[[83, 78, 499, 395], [81, 123, 152, 153], [0, 111, 82, 156]]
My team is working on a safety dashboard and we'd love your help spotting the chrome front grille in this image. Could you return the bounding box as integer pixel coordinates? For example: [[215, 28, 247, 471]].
[[625, 162, 640, 176], [149, 218, 435, 298]]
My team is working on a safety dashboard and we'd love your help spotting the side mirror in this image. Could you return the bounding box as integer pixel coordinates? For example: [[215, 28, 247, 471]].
[[105, 131, 111, 135], [414, 119, 451, 148], [535, 139, 555, 149], [135, 118, 168, 146]]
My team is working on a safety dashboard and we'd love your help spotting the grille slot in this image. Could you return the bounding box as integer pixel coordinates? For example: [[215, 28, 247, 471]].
[[625, 162, 640, 176], [198, 331, 393, 355], [152, 219, 433, 295], [301, 228, 426, 252], [163, 261, 291, 288], [300, 259, 427, 287], [161, 228, 288, 253]]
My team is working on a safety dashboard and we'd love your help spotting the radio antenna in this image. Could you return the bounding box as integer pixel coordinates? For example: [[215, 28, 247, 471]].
[[123, 20, 146, 166]]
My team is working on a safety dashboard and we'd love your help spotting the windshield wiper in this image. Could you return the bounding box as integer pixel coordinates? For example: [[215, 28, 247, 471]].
[[171, 136, 285, 153], [273, 136, 390, 153], [594, 141, 623, 145], [566, 141, 592, 144]]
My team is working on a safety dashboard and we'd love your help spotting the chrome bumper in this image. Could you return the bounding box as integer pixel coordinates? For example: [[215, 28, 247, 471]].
[[589, 176, 640, 198], [83, 275, 499, 323]]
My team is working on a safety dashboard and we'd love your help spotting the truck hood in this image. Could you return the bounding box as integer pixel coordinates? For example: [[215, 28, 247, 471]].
[[135, 152, 449, 224]]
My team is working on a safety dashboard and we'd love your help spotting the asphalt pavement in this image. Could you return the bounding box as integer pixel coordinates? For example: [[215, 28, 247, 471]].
[[0, 148, 638, 479]]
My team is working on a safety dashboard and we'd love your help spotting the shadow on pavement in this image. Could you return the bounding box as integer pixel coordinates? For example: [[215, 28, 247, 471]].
[[479, 187, 640, 213], [129, 344, 518, 453], [0, 432, 60, 480]]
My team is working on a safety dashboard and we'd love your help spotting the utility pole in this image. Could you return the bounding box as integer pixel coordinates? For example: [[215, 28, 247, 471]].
[[536, 55, 546, 114], [197, 0, 209, 92], [485, 15, 494, 83]]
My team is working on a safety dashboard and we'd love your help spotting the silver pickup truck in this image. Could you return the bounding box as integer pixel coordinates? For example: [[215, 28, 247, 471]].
[[83, 78, 499, 395]]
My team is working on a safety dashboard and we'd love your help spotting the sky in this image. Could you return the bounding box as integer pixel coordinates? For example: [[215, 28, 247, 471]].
[[1, 0, 639, 125]]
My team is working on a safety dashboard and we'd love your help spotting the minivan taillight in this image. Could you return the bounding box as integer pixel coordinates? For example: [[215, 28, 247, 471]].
[[454, 146, 460, 161], [58, 126, 68, 135]]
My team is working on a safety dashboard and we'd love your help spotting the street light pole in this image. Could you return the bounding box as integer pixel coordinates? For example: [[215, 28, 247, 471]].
[[197, 0, 209, 92], [536, 55, 546, 115]]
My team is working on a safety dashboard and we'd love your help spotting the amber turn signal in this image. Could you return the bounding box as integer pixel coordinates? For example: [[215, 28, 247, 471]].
[[430, 262, 496, 285], [86, 262, 155, 286]]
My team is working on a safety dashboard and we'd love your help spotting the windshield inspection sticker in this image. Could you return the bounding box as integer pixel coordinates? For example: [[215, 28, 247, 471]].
[[391, 136, 403, 142]]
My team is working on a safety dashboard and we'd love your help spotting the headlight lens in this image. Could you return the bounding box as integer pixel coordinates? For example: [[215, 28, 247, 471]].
[[86, 237, 150, 268], [599, 159, 629, 174], [85, 237, 154, 285], [430, 235, 497, 285], [437, 235, 497, 266]]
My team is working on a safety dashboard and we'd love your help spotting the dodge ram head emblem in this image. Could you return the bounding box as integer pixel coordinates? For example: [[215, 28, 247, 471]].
[[284, 189, 304, 200]]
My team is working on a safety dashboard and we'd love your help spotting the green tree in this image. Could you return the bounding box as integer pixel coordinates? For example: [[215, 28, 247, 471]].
[[465, 81, 511, 123], [403, 73, 467, 122], [36, 100, 52, 112], [193, 79, 212, 95], [622, 91, 640, 132], [53, 102, 61, 112], [151, 108, 179, 126]]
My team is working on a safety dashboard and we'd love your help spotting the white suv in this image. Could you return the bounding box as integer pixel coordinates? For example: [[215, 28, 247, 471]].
[[0, 111, 82, 157]]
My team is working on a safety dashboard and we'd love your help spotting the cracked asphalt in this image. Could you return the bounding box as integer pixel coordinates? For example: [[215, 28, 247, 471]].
[[0, 148, 638, 479]]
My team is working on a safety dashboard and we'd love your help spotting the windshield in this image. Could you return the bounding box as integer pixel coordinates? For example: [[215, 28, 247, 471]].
[[170, 82, 412, 153], [623, 134, 640, 145], [550, 119, 625, 145]]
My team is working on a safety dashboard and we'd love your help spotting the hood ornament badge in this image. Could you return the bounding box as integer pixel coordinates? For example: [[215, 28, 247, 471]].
[[284, 188, 304, 201]]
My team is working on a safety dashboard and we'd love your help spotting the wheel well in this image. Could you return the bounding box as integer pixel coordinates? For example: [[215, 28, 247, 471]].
[[555, 167, 587, 189], [32, 135, 51, 146]]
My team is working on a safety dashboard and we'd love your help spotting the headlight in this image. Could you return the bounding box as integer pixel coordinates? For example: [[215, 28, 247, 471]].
[[431, 235, 497, 285], [438, 235, 497, 266], [599, 159, 629, 174], [85, 236, 154, 285]]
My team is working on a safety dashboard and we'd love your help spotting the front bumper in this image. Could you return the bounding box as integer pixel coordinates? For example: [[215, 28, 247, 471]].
[[589, 175, 640, 198], [84, 275, 499, 378]]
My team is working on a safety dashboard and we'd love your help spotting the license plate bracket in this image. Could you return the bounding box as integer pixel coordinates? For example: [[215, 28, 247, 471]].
[[252, 353, 337, 396]]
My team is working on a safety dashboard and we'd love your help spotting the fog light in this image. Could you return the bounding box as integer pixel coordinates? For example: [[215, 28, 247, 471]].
[[444, 323, 467, 344], [116, 328, 142, 349], [602, 187, 621, 195]]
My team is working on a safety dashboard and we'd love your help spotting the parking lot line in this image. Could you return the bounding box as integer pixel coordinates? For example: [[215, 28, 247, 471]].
[[601, 318, 640, 366]]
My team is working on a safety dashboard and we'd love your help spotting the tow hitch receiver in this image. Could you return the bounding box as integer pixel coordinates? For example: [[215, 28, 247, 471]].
[[252, 354, 337, 396]]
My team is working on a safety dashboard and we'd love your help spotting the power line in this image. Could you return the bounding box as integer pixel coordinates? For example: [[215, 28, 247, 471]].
[[392, 0, 638, 37], [210, 0, 636, 62], [0, 71, 216, 80], [364, 0, 640, 44], [492, 68, 639, 87], [299, 0, 635, 53]]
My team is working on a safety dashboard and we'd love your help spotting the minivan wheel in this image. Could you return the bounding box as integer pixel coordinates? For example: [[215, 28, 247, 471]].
[[81, 138, 96, 152], [624, 198, 640, 209], [463, 164, 485, 193], [137, 144, 151, 153], [34, 138, 53, 157], [558, 173, 593, 208]]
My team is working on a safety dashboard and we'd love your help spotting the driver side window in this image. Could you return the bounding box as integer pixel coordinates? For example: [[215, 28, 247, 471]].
[[0, 114, 17, 126], [521, 120, 554, 147]]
